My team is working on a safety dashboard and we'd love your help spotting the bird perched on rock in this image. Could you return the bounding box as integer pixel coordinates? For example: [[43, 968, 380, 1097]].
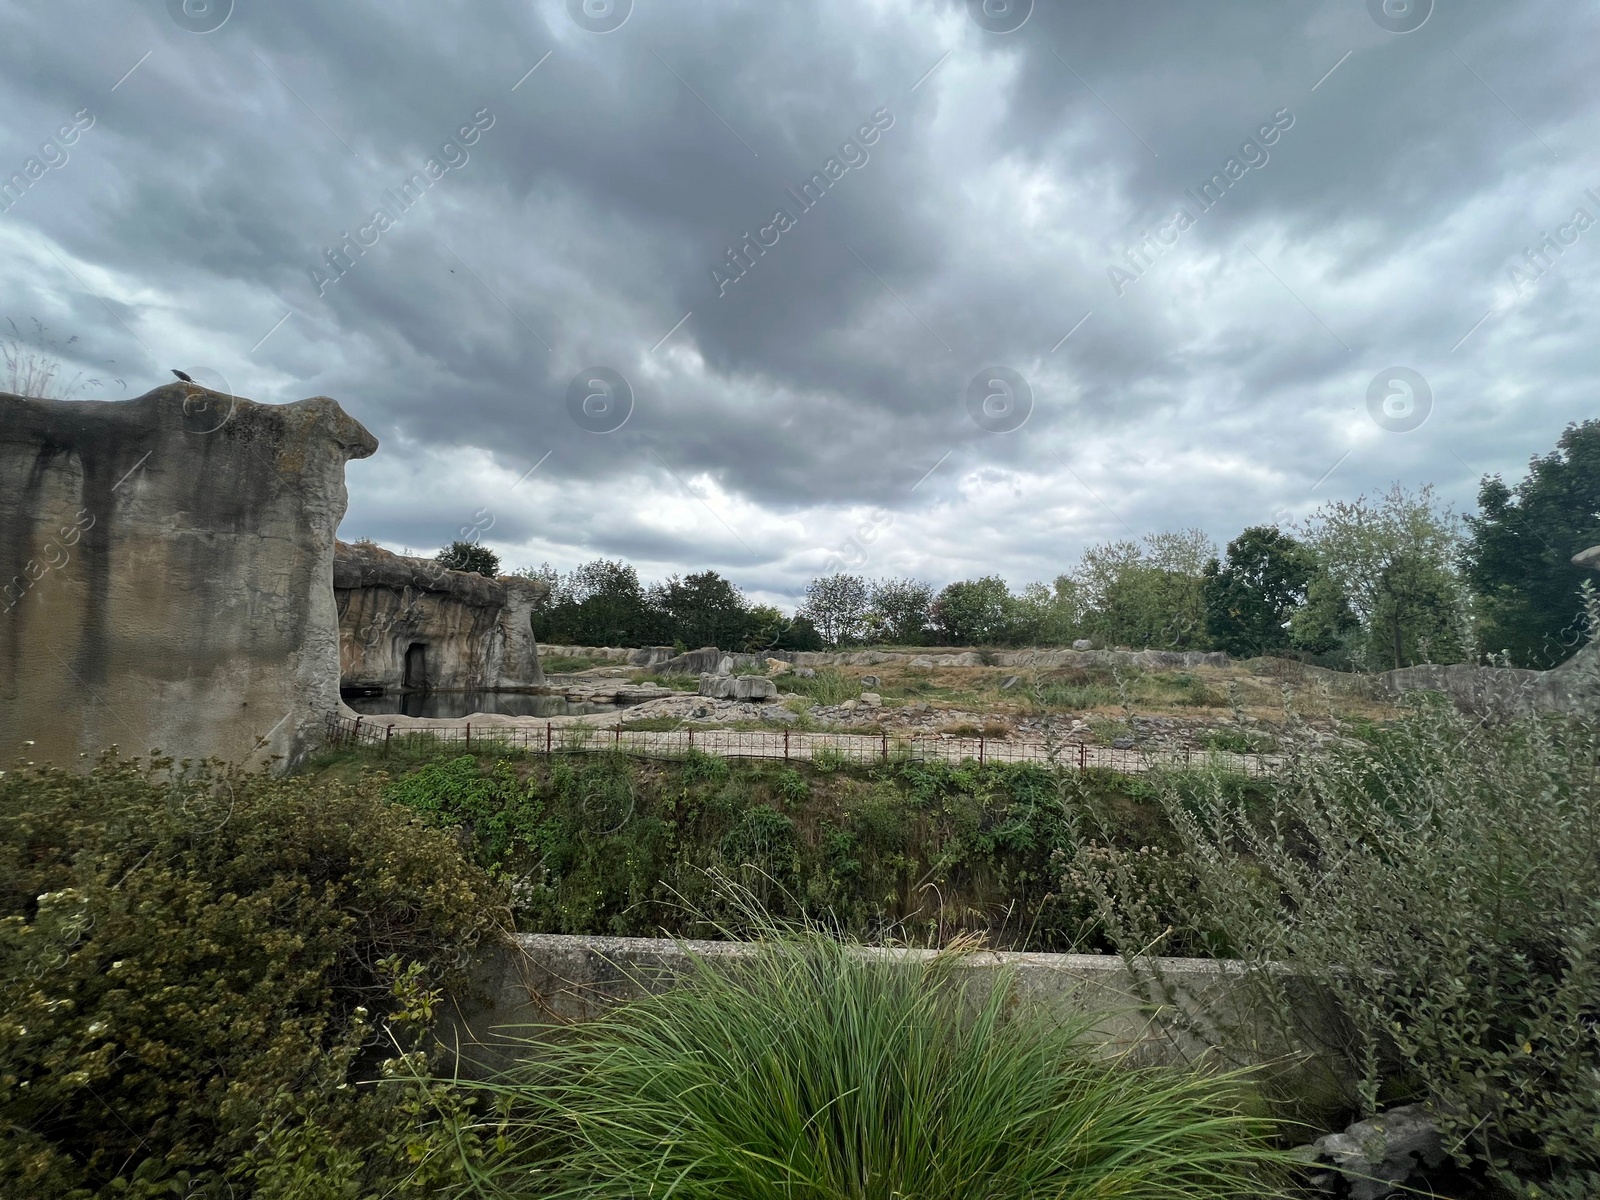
[[171, 369, 194, 383]]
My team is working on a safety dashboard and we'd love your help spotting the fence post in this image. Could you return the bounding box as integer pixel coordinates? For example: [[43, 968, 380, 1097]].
[[546, 721, 553, 755], [881, 730, 888, 762], [615, 725, 621, 749], [688, 727, 695, 751], [465, 722, 471, 749], [353, 716, 363, 745], [784, 729, 790, 760], [978, 736, 985, 767], [384, 724, 393, 755], [1078, 742, 1087, 772]]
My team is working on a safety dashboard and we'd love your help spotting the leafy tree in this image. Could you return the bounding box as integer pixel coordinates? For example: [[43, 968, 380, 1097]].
[[1075, 531, 1215, 650], [801, 574, 870, 646], [435, 540, 500, 577], [931, 576, 1016, 645], [1464, 420, 1600, 667], [535, 559, 654, 646], [1202, 527, 1316, 657], [775, 613, 824, 651], [1299, 485, 1470, 670], [650, 571, 753, 650], [1287, 571, 1361, 662], [866, 578, 934, 645]]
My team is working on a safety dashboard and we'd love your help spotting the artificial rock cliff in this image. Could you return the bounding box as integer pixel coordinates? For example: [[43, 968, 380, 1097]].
[[333, 541, 547, 693], [1, 383, 376, 770], [1377, 544, 1600, 717]]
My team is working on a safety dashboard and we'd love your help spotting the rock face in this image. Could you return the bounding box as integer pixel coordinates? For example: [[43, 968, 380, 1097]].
[[697, 673, 777, 701], [1377, 545, 1600, 717], [0, 384, 376, 770], [333, 541, 548, 693]]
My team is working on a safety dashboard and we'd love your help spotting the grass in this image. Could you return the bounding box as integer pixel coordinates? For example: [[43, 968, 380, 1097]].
[[782, 668, 860, 707], [1197, 727, 1277, 754], [458, 921, 1286, 1199]]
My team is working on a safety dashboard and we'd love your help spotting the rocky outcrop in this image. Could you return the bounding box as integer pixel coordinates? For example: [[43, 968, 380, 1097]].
[[1, 383, 376, 770], [334, 541, 548, 693], [1376, 545, 1600, 717], [698, 673, 777, 701]]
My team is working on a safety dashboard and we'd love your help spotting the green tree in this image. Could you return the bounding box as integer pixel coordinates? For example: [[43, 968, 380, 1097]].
[[1464, 420, 1600, 667], [1075, 531, 1215, 650], [931, 576, 1016, 645], [866, 577, 933, 645], [536, 559, 654, 646], [1287, 571, 1361, 663], [1299, 485, 1470, 670], [651, 570, 753, 649], [435, 539, 500, 577], [1202, 527, 1316, 658], [801, 574, 870, 646]]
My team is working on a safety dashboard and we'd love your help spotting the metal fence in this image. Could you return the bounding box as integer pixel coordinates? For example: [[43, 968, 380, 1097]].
[[323, 714, 1274, 778]]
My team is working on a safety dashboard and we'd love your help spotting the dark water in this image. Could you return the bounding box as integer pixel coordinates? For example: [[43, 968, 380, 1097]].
[[343, 691, 617, 719]]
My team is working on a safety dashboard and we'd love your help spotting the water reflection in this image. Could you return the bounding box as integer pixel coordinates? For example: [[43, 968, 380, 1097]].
[[342, 691, 617, 719]]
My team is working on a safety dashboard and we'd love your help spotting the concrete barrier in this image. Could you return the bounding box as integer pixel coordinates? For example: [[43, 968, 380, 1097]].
[[443, 932, 1344, 1114]]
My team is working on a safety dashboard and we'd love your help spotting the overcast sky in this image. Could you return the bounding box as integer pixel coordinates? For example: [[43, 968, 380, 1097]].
[[3, 0, 1595, 607]]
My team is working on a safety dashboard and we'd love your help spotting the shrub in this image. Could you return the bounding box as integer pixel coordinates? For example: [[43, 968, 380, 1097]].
[[372, 750, 1102, 949], [0, 754, 507, 1199], [435, 539, 500, 578], [1076, 701, 1600, 1192], [461, 922, 1285, 1199]]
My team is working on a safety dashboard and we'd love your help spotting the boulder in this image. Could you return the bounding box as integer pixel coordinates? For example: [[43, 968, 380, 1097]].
[[628, 646, 675, 668], [697, 674, 778, 701], [1073, 639, 1094, 651], [861, 675, 880, 687], [1297, 1105, 1445, 1199], [859, 692, 881, 707]]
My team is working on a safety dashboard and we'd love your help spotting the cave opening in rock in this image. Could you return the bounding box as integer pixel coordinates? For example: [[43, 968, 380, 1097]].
[[402, 642, 429, 691]]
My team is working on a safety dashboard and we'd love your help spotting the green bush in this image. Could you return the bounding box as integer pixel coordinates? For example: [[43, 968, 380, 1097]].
[[1076, 701, 1600, 1192], [0, 754, 507, 1199], [462, 922, 1285, 1199], [378, 751, 1114, 949]]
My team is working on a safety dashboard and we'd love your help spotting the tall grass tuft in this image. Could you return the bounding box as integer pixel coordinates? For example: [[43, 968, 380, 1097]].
[[459, 923, 1284, 1199]]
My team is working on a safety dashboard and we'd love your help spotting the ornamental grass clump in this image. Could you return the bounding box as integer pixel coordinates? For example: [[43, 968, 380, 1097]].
[[460, 923, 1285, 1199]]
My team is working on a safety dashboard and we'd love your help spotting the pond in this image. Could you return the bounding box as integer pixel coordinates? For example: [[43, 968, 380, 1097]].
[[342, 690, 618, 719]]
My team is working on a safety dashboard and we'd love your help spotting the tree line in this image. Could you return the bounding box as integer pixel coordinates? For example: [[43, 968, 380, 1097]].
[[438, 420, 1599, 671]]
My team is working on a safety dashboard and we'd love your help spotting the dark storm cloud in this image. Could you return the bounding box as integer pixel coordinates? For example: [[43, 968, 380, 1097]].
[[2, 0, 1597, 598]]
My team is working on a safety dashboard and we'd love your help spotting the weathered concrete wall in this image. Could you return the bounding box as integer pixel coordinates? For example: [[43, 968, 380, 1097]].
[[334, 540, 547, 692], [1, 383, 376, 770], [445, 933, 1342, 1109]]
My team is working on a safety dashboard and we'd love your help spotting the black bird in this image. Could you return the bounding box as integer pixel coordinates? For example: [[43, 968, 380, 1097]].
[[171, 369, 194, 383]]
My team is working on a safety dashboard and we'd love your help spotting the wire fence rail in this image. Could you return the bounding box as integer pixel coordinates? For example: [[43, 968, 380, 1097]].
[[323, 714, 1277, 778]]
